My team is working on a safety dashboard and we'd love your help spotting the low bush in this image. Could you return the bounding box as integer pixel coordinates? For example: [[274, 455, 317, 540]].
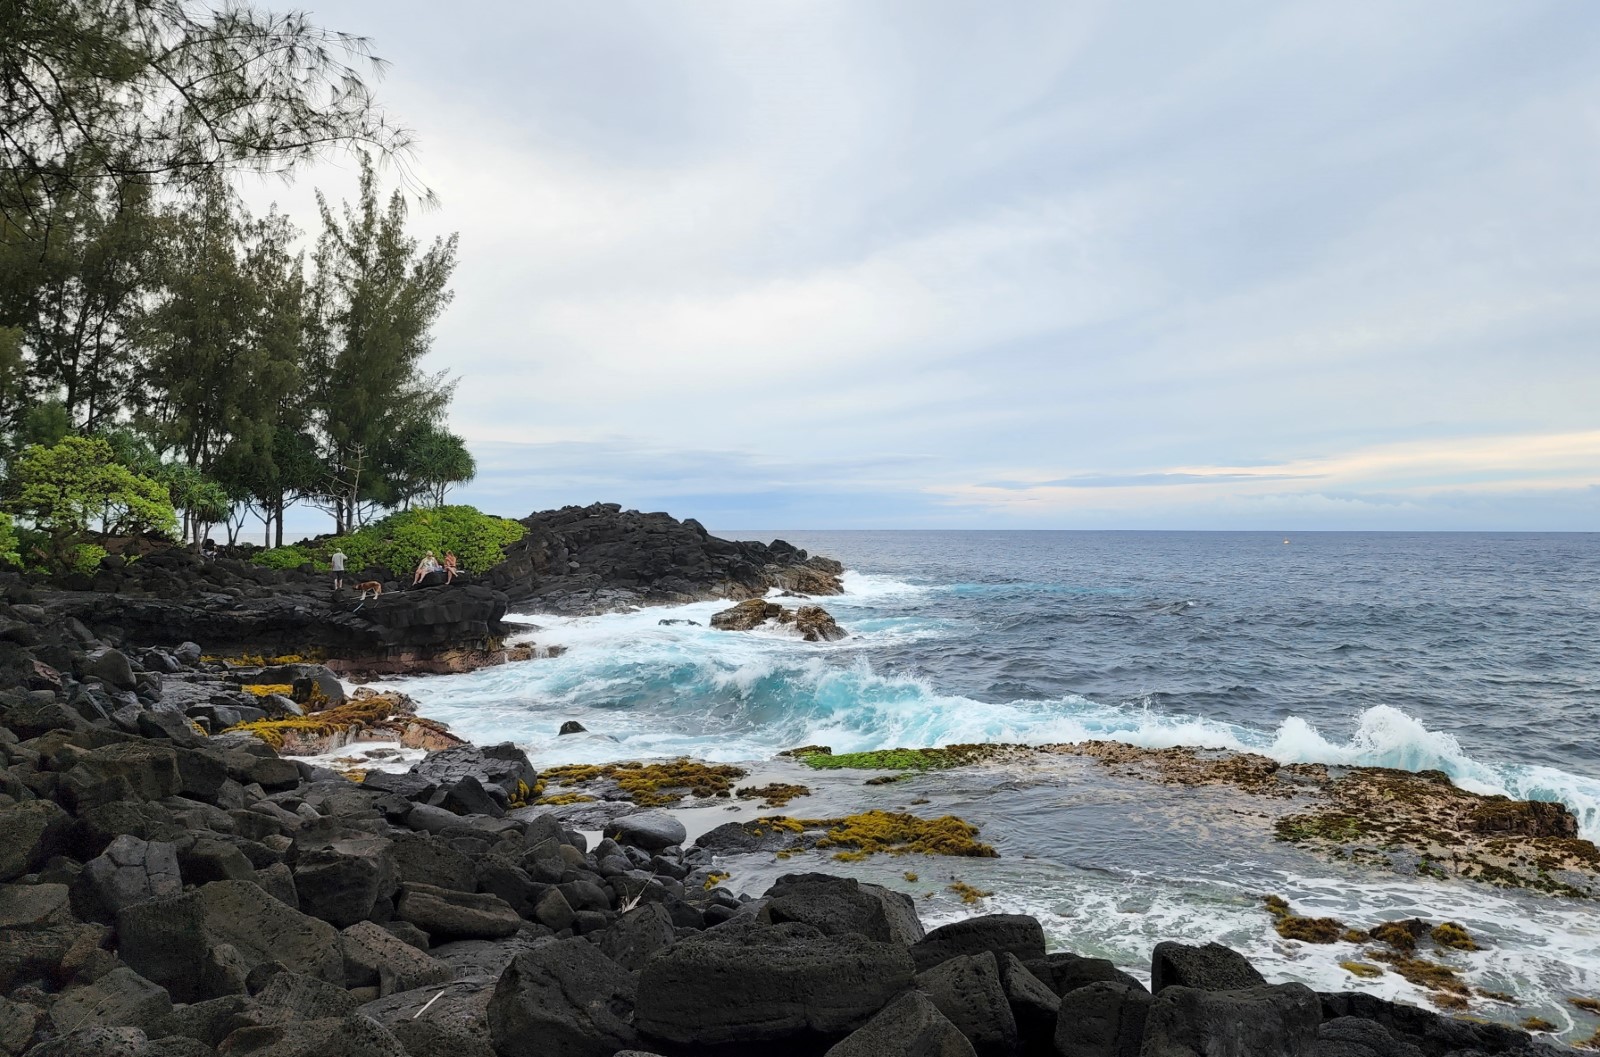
[[254, 544, 320, 571], [250, 505, 523, 579]]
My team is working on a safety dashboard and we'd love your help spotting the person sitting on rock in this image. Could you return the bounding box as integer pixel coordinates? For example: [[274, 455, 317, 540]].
[[413, 550, 441, 585], [442, 551, 458, 583]]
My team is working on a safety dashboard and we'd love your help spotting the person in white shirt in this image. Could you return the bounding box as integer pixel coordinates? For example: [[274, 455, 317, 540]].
[[330, 550, 347, 589]]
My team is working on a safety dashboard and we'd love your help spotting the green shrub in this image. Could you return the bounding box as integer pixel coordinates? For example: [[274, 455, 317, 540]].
[[249, 506, 523, 578], [335, 506, 524, 577], [0, 514, 18, 568], [254, 544, 320, 571], [70, 543, 107, 575]]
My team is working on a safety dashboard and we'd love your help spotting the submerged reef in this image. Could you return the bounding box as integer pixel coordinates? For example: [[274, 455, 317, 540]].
[[1037, 742, 1599, 896]]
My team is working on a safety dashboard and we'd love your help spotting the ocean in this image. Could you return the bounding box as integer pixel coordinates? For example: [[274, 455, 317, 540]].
[[384, 530, 1600, 1039]]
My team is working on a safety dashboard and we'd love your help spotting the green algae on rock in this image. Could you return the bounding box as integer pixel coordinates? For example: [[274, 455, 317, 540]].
[[735, 783, 811, 808], [796, 744, 1017, 772], [1269, 766, 1598, 897], [538, 758, 749, 807], [224, 688, 461, 755], [1263, 895, 1346, 943], [700, 809, 998, 861]]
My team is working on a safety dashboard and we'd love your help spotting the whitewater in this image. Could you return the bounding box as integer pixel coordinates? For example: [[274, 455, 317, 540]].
[[381, 530, 1600, 1040]]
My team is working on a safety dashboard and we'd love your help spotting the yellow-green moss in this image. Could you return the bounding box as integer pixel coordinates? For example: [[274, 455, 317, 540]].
[[533, 792, 595, 806], [1263, 894, 1347, 943], [1340, 961, 1383, 979], [506, 779, 534, 809], [1431, 921, 1479, 951], [210, 653, 318, 667], [1366, 949, 1470, 998], [1369, 921, 1423, 951], [903, 871, 919, 882], [241, 683, 295, 698], [799, 744, 1012, 772], [948, 881, 993, 904], [1522, 1017, 1556, 1032], [736, 783, 810, 808], [811, 810, 997, 858], [539, 758, 748, 807], [223, 694, 403, 750], [703, 871, 730, 890], [1570, 996, 1600, 1014]]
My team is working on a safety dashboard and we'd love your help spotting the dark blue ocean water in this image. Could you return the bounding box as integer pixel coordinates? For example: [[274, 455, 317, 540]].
[[734, 531, 1600, 777]]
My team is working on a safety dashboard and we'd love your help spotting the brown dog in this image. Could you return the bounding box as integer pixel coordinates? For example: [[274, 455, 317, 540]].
[[354, 580, 384, 600]]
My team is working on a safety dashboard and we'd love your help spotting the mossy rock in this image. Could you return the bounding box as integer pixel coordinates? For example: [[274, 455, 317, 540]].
[[539, 758, 748, 807], [797, 744, 1013, 772]]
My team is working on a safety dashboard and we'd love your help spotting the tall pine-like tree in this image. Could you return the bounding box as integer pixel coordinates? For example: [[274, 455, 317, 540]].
[[310, 155, 458, 533]]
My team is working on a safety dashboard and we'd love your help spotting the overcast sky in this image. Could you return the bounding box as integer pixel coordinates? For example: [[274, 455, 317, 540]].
[[268, 0, 1600, 531]]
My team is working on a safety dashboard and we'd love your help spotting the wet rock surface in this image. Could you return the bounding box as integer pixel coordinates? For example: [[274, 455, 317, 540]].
[[710, 598, 848, 641]]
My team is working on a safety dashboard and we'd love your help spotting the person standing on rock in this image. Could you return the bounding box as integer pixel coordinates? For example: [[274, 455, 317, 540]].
[[331, 548, 347, 589]]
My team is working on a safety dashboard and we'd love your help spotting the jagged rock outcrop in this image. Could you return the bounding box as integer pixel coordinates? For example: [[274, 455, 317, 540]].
[[33, 550, 511, 674], [710, 598, 848, 641], [484, 502, 844, 613]]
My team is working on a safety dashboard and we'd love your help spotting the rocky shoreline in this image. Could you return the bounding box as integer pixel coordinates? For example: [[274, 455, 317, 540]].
[[22, 504, 843, 680], [2, 620, 1593, 1055], [2, 507, 1593, 1055]]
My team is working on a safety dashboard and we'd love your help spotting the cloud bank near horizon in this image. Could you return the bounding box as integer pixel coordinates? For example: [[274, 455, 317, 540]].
[[266, 0, 1600, 531]]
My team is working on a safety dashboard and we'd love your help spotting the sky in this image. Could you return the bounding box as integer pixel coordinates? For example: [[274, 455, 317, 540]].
[[264, 0, 1600, 531]]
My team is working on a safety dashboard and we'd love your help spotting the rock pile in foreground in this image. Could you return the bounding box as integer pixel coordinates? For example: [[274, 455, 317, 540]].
[[1, 736, 1574, 1055]]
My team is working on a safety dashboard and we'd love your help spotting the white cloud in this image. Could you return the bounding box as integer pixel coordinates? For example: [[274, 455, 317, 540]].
[[262, 0, 1600, 528]]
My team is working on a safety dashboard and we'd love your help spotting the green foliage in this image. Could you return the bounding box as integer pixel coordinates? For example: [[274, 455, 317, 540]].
[[382, 421, 475, 508], [2, 436, 176, 565], [341, 506, 521, 576], [17, 400, 71, 449], [254, 544, 319, 571], [69, 542, 107, 575], [253, 505, 521, 577], [2, 7, 465, 544], [8, 176, 159, 432], [154, 462, 232, 541], [0, 0, 420, 210], [0, 512, 19, 567], [310, 155, 459, 531]]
